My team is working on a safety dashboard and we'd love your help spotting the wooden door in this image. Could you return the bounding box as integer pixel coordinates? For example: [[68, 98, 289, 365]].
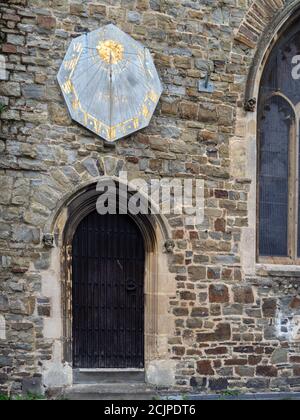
[[72, 211, 145, 369]]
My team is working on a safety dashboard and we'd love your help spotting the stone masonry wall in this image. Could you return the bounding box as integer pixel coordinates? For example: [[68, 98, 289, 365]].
[[0, 0, 300, 395]]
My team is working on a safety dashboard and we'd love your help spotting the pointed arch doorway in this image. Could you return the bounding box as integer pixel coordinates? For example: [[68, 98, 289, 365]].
[[72, 211, 145, 369], [48, 182, 176, 387]]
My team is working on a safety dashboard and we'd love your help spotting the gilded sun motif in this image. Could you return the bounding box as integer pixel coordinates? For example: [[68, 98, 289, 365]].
[[97, 40, 124, 64]]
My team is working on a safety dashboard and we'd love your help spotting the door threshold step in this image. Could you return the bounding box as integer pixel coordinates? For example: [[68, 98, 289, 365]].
[[73, 369, 145, 384], [65, 384, 157, 401], [78, 368, 144, 373]]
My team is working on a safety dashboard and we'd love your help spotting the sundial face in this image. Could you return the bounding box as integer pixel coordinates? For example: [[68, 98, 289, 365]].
[[57, 24, 163, 142]]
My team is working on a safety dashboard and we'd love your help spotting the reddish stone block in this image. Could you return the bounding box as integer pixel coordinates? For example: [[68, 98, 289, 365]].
[[172, 230, 184, 240], [186, 163, 200, 175], [11, 266, 28, 274], [262, 299, 277, 318], [126, 156, 139, 164], [256, 366, 278, 377], [209, 284, 229, 303], [213, 360, 222, 368], [215, 190, 228, 199], [290, 297, 300, 310], [2, 44, 17, 53], [197, 360, 215, 375], [248, 356, 263, 366], [187, 350, 203, 356], [215, 218, 226, 232], [135, 133, 149, 145], [224, 359, 248, 366], [189, 231, 199, 240], [37, 15, 57, 30]]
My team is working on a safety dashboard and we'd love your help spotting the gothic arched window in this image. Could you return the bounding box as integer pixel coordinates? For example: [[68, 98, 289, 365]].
[[258, 20, 300, 263]]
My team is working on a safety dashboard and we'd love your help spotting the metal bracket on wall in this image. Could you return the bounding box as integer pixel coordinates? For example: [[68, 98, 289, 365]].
[[198, 64, 215, 93]]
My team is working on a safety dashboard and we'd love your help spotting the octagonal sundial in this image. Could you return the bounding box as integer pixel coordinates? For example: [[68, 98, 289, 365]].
[[57, 24, 163, 142]]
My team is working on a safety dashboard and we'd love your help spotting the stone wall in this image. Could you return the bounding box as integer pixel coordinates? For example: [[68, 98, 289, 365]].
[[0, 0, 300, 395]]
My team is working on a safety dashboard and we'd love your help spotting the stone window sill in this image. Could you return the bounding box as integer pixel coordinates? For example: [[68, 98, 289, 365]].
[[256, 264, 300, 278]]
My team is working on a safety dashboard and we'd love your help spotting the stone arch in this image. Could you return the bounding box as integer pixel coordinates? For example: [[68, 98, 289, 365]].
[[235, 0, 287, 50], [243, 0, 300, 102], [43, 155, 126, 236], [42, 180, 176, 388], [61, 180, 171, 250], [43, 155, 171, 241]]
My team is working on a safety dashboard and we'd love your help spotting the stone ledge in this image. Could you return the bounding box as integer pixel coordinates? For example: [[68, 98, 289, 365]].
[[64, 383, 157, 401], [256, 264, 300, 278], [161, 392, 300, 400]]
